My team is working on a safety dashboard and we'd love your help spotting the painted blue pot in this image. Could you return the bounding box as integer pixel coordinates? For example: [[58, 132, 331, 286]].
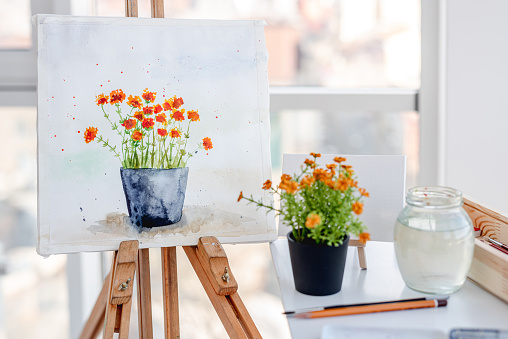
[[120, 167, 189, 228]]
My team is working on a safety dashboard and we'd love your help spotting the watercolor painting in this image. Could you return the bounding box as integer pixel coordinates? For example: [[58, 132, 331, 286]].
[[36, 15, 276, 255]]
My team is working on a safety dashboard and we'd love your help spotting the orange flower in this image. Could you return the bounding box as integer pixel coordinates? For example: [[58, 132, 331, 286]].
[[279, 180, 298, 194], [326, 163, 337, 170], [359, 232, 370, 244], [154, 104, 163, 114], [171, 110, 185, 122], [109, 89, 126, 104], [237, 191, 243, 202], [352, 201, 363, 215], [127, 95, 143, 108], [334, 157, 346, 163], [121, 119, 136, 130], [313, 168, 332, 182], [262, 180, 272, 190], [300, 175, 316, 188], [158, 128, 168, 137], [173, 96, 184, 109], [359, 188, 370, 197], [142, 118, 154, 129], [156, 113, 167, 125], [131, 130, 143, 141], [142, 88, 156, 103], [337, 176, 349, 191], [84, 126, 98, 143], [187, 110, 200, 122], [133, 111, 144, 121], [163, 98, 173, 111], [143, 106, 154, 115], [170, 128, 181, 138], [304, 159, 316, 167], [310, 152, 321, 158], [281, 174, 291, 182], [96, 94, 109, 106], [203, 137, 213, 150], [305, 213, 321, 228]]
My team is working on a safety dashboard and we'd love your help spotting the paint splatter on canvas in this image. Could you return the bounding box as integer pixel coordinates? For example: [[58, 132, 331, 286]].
[[36, 15, 275, 255]]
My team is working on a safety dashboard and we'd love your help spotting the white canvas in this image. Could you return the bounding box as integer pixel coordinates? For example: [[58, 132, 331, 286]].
[[36, 15, 276, 255], [279, 154, 406, 242]]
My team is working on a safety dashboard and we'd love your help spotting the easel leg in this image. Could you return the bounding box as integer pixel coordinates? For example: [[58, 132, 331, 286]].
[[79, 273, 110, 339], [162, 247, 180, 339], [137, 248, 154, 339]]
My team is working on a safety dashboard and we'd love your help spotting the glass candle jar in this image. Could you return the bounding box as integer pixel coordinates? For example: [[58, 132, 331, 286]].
[[394, 186, 475, 294]]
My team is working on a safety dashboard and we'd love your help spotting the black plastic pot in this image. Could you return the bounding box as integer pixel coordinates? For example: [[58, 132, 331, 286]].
[[287, 231, 349, 296], [120, 167, 189, 228]]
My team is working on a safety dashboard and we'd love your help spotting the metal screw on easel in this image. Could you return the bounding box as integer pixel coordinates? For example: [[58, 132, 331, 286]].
[[222, 267, 230, 283], [118, 278, 131, 291]]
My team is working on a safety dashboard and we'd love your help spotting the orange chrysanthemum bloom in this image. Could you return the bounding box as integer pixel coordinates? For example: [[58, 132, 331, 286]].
[[304, 159, 316, 167], [281, 174, 292, 182], [133, 111, 144, 121], [142, 118, 154, 129], [326, 163, 337, 170], [337, 178, 349, 191], [143, 106, 154, 115], [109, 89, 126, 104], [131, 130, 143, 141], [154, 104, 163, 114], [127, 95, 143, 108], [334, 157, 346, 163], [352, 201, 363, 215], [305, 213, 321, 228], [142, 88, 156, 103], [300, 175, 316, 188], [157, 128, 168, 137], [156, 113, 167, 125], [84, 126, 98, 143], [187, 110, 200, 122], [170, 128, 181, 138], [121, 119, 136, 130], [96, 94, 109, 106], [313, 168, 332, 182], [279, 180, 299, 194], [359, 232, 371, 244], [171, 110, 185, 122], [237, 191, 243, 202], [262, 180, 272, 190], [203, 137, 213, 150], [173, 96, 184, 109], [310, 152, 321, 158], [359, 188, 370, 197], [163, 98, 173, 111]]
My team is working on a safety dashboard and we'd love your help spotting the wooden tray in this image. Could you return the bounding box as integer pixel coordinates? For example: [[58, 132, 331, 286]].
[[463, 198, 508, 303]]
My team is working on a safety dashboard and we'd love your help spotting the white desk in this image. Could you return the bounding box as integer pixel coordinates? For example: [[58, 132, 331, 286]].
[[270, 239, 508, 339]]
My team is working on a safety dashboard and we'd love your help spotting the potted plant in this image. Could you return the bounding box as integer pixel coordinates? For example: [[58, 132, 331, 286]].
[[84, 88, 213, 228], [238, 153, 370, 295]]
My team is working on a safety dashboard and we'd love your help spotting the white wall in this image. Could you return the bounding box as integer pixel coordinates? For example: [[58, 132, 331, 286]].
[[445, 0, 508, 214]]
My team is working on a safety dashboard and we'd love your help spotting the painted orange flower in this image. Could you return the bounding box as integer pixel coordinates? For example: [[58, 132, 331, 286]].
[[142, 118, 154, 129], [359, 232, 370, 244], [334, 156, 346, 163], [163, 98, 173, 111], [202, 137, 213, 150], [158, 128, 168, 137], [142, 88, 156, 103], [305, 213, 321, 228], [84, 126, 98, 143], [359, 188, 370, 197], [173, 96, 184, 109], [310, 152, 321, 158], [143, 106, 154, 115], [96, 94, 109, 106], [131, 130, 143, 141], [171, 110, 185, 122], [352, 201, 363, 215], [121, 119, 136, 130], [262, 180, 272, 190], [156, 113, 167, 125], [237, 191, 243, 202], [170, 128, 181, 138], [154, 104, 163, 114], [133, 111, 144, 121], [127, 95, 143, 108], [109, 89, 126, 104], [187, 110, 200, 122]]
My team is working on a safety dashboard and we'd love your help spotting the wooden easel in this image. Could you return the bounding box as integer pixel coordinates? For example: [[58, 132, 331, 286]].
[[79, 1, 262, 338]]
